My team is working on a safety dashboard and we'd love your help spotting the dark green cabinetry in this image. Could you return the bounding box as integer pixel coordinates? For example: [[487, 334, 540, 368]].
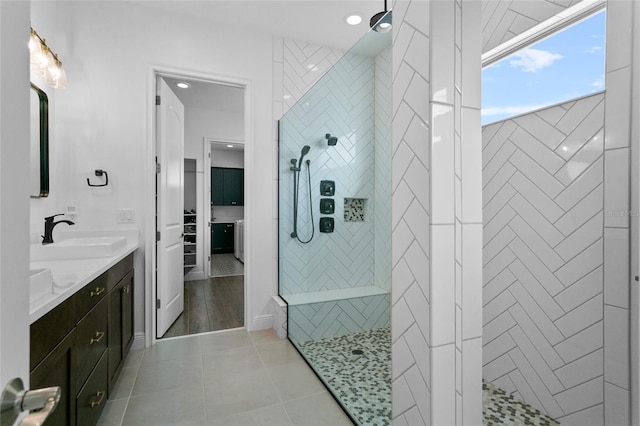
[[211, 167, 244, 206], [30, 253, 134, 426], [211, 223, 235, 254]]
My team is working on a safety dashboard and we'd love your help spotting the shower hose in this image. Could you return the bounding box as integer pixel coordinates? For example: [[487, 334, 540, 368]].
[[291, 160, 314, 244]]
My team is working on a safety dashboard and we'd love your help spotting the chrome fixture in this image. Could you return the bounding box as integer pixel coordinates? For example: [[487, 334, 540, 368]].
[[370, 0, 392, 33], [42, 213, 75, 244], [290, 146, 314, 243], [1, 378, 60, 426]]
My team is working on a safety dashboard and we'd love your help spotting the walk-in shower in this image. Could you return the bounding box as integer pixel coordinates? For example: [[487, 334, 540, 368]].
[[278, 13, 392, 426]]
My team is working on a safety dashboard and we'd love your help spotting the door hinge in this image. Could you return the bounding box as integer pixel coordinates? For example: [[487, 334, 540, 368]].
[[156, 231, 161, 241], [156, 299, 161, 309], [208, 255, 211, 262], [156, 163, 161, 174], [155, 95, 161, 105]]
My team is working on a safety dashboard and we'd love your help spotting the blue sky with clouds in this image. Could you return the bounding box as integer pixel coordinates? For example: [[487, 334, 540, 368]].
[[482, 10, 606, 125]]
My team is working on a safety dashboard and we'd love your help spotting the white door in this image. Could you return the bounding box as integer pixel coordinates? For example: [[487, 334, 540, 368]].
[[1, 0, 31, 396], [156, 77, 185, 338]]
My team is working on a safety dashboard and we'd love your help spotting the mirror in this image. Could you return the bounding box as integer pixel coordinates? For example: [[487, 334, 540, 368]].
[[30, 83, 49, 198]]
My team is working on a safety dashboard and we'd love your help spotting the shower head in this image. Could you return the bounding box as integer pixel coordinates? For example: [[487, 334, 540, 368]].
[[325, 133, 338, 146], [298, 145, 311, 167]]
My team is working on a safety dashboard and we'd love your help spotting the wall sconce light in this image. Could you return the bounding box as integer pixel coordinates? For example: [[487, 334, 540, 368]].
[[29, 28, 67, 89]]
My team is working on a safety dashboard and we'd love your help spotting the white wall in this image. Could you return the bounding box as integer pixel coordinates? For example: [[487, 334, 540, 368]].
[[33, 0, 275, 335]]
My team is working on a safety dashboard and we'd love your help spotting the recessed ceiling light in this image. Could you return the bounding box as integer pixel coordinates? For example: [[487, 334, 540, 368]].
[[176, 82, 190, 89], [345, 14, 362, 25], [227, 144, 234, 148]]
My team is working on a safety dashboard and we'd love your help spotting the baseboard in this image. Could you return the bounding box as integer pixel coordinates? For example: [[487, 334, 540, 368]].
[[251, 314, 273, 331], [131, 332, 146, 350]]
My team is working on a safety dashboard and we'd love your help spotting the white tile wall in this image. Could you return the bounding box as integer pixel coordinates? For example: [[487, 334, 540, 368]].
[[482, 94, 605, 424], [392, 1, 482, 424], [603, 1, 633, 422]]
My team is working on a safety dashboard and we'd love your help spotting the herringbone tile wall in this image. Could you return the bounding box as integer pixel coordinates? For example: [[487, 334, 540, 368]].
[[482, 93, 605, 423], [288, 294, 391, 343], [279, 48, 376, 296]]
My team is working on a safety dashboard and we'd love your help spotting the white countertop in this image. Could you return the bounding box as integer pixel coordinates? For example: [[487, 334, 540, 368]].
[[29, 238, 138, 324], [211, 217, 243, 223]]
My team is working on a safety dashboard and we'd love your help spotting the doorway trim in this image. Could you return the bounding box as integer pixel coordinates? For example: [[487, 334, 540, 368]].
[[144, 65, 253, 346]]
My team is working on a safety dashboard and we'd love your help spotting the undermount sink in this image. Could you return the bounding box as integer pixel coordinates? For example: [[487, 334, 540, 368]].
[[30, 268, 53, 302], [31, 236, 127, 261]]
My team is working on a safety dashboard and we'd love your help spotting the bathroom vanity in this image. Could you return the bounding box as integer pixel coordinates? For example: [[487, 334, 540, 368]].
[[29, 251, 135, 425]]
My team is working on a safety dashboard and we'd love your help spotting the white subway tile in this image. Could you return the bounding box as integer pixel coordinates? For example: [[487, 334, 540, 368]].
[[431, 103, 455, 224], [604, 305, 630, 389], [604, 382, 630, 425], [606, 0, 633, 72], [462, 223, 482, 339], [461, 107, 482, 223], [430, 0, 455, 104], [462, 338, 482, 425], [431, 344, 456, 426], [604, 66, 631, 150], [431, 224, 456, 346], [604, 227, 630, 308], [604, 148, 630, 228]]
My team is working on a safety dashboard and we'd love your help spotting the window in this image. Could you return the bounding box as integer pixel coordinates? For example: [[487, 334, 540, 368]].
[[482, 10, 606, 125]]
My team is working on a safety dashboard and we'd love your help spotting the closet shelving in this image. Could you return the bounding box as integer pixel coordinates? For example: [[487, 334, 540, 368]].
[[184, 212, 196, 269]]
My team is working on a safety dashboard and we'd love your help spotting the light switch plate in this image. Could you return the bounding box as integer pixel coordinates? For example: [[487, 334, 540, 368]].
[[117, 209, 135, 223]]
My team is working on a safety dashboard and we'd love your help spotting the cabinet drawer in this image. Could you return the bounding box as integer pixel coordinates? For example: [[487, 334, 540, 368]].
[[76, 350, 108, 426], [106, 254, 133, 292], [30, 293, 76, 371], [75, 273, 108, 321], [76, 298, 108, 390]]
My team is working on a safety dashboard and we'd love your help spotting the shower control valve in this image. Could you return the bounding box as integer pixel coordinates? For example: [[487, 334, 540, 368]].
[[320, 180, 335, 196]]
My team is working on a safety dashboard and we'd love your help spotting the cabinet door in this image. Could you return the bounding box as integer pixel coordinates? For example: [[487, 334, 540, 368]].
[[211, 223, 225, 254], [108, 270, 134, 394], [223, 168, 243, 206], [223, 223, 235, 252], [211, 167, 224, 206], [30, 329, 76, 426]]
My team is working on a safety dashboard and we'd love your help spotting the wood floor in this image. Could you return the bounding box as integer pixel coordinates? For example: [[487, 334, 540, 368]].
[[162, 275, 244, 338]]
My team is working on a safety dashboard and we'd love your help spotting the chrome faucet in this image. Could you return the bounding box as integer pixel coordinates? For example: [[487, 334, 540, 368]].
[[42, 214, 74, 245]]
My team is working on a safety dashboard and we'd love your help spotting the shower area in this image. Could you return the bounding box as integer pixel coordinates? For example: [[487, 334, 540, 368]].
[[277, 21, 392, 426]]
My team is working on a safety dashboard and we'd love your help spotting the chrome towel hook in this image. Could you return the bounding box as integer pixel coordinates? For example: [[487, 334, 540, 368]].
[[87, 169, 109, 187]]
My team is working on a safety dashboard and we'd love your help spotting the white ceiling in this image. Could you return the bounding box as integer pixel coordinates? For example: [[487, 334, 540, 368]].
[[163, 76, 244, 112], [150, 0, 583, 109]]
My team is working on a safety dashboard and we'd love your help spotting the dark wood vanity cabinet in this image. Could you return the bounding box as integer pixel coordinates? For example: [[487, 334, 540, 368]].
[[29, 253, 134, 426]]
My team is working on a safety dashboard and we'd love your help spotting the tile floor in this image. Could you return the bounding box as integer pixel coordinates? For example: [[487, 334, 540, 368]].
[[98, 329, 353, 426], [296, 328, 391, 426], [211, 253, 244, 277], [162, 276, 244, 338], [483, 380, 560, 426]]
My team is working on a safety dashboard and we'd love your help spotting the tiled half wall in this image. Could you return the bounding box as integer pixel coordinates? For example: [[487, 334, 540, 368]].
[[482, 93, 606, 423]]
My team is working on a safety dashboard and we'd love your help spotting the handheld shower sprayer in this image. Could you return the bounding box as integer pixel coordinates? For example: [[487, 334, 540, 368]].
[[290, 145, 314, 243]]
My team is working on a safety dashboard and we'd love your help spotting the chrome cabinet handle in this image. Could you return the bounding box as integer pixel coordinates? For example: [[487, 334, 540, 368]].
[[90, 287, 105, 297], [89, 391, 105, 408], [89, 331, 105, 345], [122, 285, 130, 294]]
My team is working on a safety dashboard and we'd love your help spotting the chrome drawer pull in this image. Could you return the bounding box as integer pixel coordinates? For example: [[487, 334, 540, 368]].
[[89, 391, 105, 408], [90, 287, 105, 297], [122, 285, 129, 294], [89, 331, 105, 345]]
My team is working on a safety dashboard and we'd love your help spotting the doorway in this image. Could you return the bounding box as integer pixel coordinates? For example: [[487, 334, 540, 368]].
[[154, 73, 247, 339]]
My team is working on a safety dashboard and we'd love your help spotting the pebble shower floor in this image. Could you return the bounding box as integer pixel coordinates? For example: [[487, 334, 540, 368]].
[[297, 328, 560, 426]]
